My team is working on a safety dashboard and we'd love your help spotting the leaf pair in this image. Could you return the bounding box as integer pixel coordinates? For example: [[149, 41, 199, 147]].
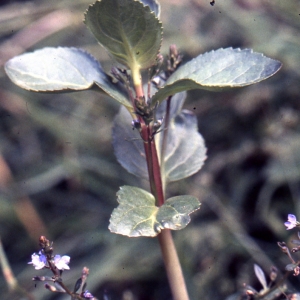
[[108, 185, 200, 237], [4, 0, 163, 109], [5, 0, 282, 110], [112, 104, 207, 183]]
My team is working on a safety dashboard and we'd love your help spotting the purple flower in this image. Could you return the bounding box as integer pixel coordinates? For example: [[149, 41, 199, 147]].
[[83, 290, 94, 299], [284, 214, 299, 230], [53, 255, 70, 270], [28, 252, 47, 270]]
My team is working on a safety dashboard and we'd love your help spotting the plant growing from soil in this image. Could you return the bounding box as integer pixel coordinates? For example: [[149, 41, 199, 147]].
[[4, 0, 282, 299]]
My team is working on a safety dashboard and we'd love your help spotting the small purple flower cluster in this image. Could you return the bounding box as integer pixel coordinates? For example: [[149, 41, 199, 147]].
[[28, 236, 96, 299], [284, 214, 300, 230], [29, 251, 70, 270]]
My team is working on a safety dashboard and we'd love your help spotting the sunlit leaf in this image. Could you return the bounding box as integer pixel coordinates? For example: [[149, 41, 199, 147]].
[[151, 48, 282, 104], [108, 186, 200, 237], [109, 186, 159, 237], [5, 47, 105, 91], [5, 47, 101, 91], [84, 0, 162, 70], [5, 47, 132, 108]]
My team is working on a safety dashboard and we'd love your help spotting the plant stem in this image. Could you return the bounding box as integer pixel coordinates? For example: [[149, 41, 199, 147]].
[[147, 133, 189, 300], [160, 95, 172, 193], [148, 134, 164, 206], [158, 230, 189, 300], [133, 72, 189, 300]]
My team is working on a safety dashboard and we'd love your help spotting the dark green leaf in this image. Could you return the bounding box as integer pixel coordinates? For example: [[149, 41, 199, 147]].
[[109, 186, 200, 237], [84, 0, 162, 70], [151, 48, 282, 104]]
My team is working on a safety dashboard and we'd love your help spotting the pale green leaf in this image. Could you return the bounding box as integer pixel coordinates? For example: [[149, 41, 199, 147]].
[[151, 48, 282, 104], [112, 106, 206, 182], [109, 185, 200, 237], [84, 0, 162, 70], [108, 186, 159, 237], [112, 89, 186, 180], [159, 110, 207, 182], [5, 47, 103, 91], [112, 106, 148, 180], [156, 195, 200, 230], [94, 80, 132, 109], [5, 47, 132, 108]]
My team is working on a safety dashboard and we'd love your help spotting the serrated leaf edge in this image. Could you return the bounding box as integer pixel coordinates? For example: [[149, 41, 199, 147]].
[[83, 0, 163, 70], [151, 47, 282, 104]]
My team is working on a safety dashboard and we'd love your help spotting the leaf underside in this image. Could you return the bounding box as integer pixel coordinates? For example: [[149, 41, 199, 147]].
[[84, 0, 162, 70], [109, 185, 200, 237], [152, 47, 282, 104], [112, 105, 206, 182], [112, 106, 148, 179], [159, 110, 207, 182]]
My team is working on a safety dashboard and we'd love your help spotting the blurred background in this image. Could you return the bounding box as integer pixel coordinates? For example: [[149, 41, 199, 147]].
[[0, 0, 300, 299]]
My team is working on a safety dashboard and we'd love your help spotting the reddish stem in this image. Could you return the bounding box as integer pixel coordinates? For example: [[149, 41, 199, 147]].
[[133, 72, 189, 300]]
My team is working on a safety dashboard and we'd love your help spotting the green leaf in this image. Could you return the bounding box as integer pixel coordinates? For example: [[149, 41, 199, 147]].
[[109, 186, 200, 237], [151, 48, 282, 104], [5, 47, 132, 108], [112, 106, 148, 180], [139, 0, 160, 17], [94, 79, 132, 109], [112, 88, 186, 180], [109, 186, 159, 237], [156, 195, 200, 230], [5, 47, 103, 91], [84, 0, 162, 70], [160, 110, 207, 182], [112, 106, 206, 182]]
